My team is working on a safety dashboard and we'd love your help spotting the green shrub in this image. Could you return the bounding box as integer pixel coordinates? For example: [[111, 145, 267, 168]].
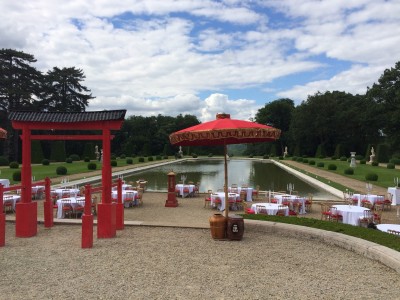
[[84, 156, 90, 162], [279, 156, 284, 160], [120, 154, 126, 159], [191, 153, 198, 158], [263, 154, 270, 159], [292, 156, 297, 161], [297, 157, 303, 162], [0, 156, 9, 166], [111, 160, 117, 167], [156, 155, 162, 160], [365, 173, 378, 181], [56, 166, 67, 175], [389, 158, 400, 165], [42, 159, 50, 166], [331, 156, 338, 160], [371, 161, 379, 166], [376, 143, 390, 163], [87, 162, 97, 170], [248, 154, 253, 158], [111, 154, 117, 160], [69, 154, 80, 161], [208, 153, 213, 157], [9, 161, 19, 169], [308, 160, 315, 165], [126, 158, 133, 164], [344, 168, 354, 175], [387, 163, 395, 169], [317, 162, 324, 168], [328, 164, 337, 170], [303, 158, 309, 163], [12, 171, 21, 181], [138, 157, 145, 162], [359, 160, 366, 164], [148, 156, 154, 161], [163, 155, 169, 159], [355, 155, 364, 160], [65, 158, 73, 163], [340, 156, 347, 161]]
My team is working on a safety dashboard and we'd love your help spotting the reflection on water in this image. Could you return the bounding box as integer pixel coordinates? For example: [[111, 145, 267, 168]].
[[124, 159, 334, 199]]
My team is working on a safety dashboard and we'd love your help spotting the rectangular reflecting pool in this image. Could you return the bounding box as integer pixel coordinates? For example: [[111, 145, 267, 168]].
[[123, 159, 336, 200]]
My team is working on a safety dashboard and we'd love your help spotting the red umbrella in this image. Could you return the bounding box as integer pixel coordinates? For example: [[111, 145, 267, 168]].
[[169, 113, 281, 219], [0, 128, 7, 139]]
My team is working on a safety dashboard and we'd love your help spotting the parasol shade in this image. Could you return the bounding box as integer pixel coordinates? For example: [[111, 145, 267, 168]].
[[0, 127, 7, 139], [169, 113, 281, 146]]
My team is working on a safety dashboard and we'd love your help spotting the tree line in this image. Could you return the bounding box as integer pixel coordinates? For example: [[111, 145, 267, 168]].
[[1, 48, 399, 163]]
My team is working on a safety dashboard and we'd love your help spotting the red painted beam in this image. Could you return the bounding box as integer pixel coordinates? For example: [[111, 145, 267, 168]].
[[28, 135, 115, 140], [11, 120, 123, 130]]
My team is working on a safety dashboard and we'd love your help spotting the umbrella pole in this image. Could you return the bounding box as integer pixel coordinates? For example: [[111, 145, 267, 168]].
[[224, 143, 229, 220]]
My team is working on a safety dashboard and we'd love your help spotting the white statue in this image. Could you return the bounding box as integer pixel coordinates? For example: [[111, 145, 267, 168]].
[[283, 146, 288, 157], [369, 147, 375, 163], [95, 145, 100, 161]]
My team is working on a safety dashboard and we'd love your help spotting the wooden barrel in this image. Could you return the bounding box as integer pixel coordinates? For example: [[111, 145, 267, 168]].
[[226, 215, 244, 241], [209, 214, 226, 239]]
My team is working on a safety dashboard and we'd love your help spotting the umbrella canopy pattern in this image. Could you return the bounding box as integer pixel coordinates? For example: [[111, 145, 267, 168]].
[[169, 113, 281, 146], [169, 113, 281, 221], [0, 127, 7, 139]]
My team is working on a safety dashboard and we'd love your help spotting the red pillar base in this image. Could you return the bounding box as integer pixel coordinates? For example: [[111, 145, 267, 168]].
[[82, 214, 94, 248], [0, 213, 5, 247], [97, 203, 116, 238], [16, 202, 37, 237], [116, 203, 124, 230], [165, 191, 179, 207], [43, 201, 54, 228]]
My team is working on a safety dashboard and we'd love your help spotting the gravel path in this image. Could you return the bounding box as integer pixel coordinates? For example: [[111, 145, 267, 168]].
[[3, 222, 400, 300]]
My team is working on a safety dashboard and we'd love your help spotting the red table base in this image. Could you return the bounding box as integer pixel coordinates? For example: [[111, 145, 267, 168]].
[[16, 202, 37, 237], [97, 203, 116, 238]]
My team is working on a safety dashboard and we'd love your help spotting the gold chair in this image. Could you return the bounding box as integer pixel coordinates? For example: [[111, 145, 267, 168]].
[[359, 210, 373, 227], [373, 205, 383, 224], [383, 193, 392, 211], [255, 204, 267, 215], [305, 193, 313, 213], [73, 198, 85, 218], [204, 190, 212, 208], [320, 203, 332, 221], [276, 205, 286, 216], [330, 206, 343, 222], [61, 199, 73, 218]]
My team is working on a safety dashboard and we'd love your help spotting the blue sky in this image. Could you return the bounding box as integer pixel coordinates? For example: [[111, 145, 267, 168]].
[[1, 0, 399, 121]]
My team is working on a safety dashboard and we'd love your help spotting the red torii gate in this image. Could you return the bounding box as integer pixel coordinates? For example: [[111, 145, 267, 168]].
[[9, 110, 126, 238]]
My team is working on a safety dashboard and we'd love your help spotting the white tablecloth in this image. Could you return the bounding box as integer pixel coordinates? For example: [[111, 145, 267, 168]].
[[352, 194, 384, 206], [0, 179, 10, 188], [251, 203, 289, 216], [3, 194, 20, 210], [228, 187, 253, 201], [111, 190, 138, 207], [112, 184, 133, 191], [52, 188, 80, 199], [376, 224, 400, 233], [332, 205, 370, 226], [274, 194, 306, 214], [210, 192, 239, 211], [387, 187, 400, 205], [56, 196, 86, 218], [175, 184, 195, 197]]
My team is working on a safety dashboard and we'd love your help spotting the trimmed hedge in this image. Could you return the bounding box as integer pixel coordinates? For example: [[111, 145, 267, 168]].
[[87, 162, 97, 170], [56, 166, 67, 175], [387, 163, 395, 169], [126, 158, 133, 164], [12, 171, 21, 181], [42, 159, 50, 166], [9, 161, 19, 169], [344, 168, 354, 175], [317, 162, 324, 168], [365, 173, 378, 181], [111, 160, 117, 167], [328, 164, 337, 170], [0, 156, 9, 166]]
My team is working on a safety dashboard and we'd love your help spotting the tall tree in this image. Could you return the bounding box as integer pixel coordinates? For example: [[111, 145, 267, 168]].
[[0, 48, 44, 160], [42, 67, 94, 112], [366, 61, 400, 149]]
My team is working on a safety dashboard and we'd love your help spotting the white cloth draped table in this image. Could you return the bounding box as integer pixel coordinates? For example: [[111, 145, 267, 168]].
[[52, 188, 80, 199], [274, 194, 306, 214], [250, 203, 289, 216], [228, 186, 253, 201], [352, 194, 384, 206], [175, 184, 195, 198], [111, 190, 138, 207], [332, 205, 370, 226], [376, 224, 400, 233], [210, 192, 239, 211], [387, 188, 400, 205], [3, 194, 21, 210], [0, 179, 10, 188], [56, 196, 86, 218]]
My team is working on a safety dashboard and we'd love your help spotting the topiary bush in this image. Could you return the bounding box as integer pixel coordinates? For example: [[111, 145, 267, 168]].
[[111, 160, 117, 167], [12, 170, 21, 181], [126, 158, 133, 164], [296, 157, 303, 162], [359, 160, 366, 164], [9, 161, 19, 169], [303, 158, 309, 163], [208, 153, 213, 157], [65, 157, 73, 163], [87, 162, 97, 170], [163, 155, 169, 159], [344, 168, 354, 175], [148, 156, 154, 161], [120, 154, 126, 159], [69, 154, 80, 161], [156, 155, 162, 160], [84, 156, 90, 162], [308, 160, 315, 165], [292, 156, 297, 161], [328, 164, 337, 170], [0, 156, 9, 166], [56, 166, 67, 175], [340, 156, 347, 161], [317, 162, 324, 168], [263, 154, 270, 159], [365, 173, 378, 181], [138, 157, 145, 162], [371, 161, 379, 166], [191, 153, 198, 158], [387, 163, 395, 169], [389, 158, 400, 165], [42, 159, 50, 166]]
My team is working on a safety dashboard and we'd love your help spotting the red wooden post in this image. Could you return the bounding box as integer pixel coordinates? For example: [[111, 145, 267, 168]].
[[16, 125, 37, 237], [43, 177, 53, 228], [82, 184, 93, 248], [97, 128, 116, 238], [165, 172, 178, 207], [116, 178, 124, 230], [0, 184, 5, 247]]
